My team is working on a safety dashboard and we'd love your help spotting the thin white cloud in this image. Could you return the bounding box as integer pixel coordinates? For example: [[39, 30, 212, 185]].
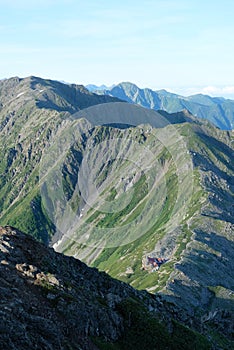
[[201, 86, 234, 98], [165, 86, 234, 99]]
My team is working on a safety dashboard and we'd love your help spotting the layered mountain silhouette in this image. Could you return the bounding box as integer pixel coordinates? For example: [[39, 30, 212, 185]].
[[0, 76, 233, 349], [92, 82, 234, 130]]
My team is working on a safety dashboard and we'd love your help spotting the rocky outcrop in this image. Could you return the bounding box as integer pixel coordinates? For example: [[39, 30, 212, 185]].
[[0, 226, 217, 350], [0, 226, 126, 349], [1, 226, 233, 349]]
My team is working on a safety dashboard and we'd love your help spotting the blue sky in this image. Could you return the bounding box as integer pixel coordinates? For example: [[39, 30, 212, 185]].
[[1, 0, 234, 97]]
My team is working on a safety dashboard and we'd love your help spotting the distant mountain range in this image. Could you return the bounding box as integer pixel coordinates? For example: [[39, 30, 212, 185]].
[[90, 82, 234, 130], [86, 84, 110, 92]]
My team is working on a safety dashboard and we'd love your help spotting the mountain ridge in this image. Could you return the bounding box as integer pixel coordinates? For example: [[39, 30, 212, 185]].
[[0, 225, 213, 350], [91, 82, 234, 130], [0, 76, 122, 113], [0, 76, 233, 349], [0, 76, 123, 242]]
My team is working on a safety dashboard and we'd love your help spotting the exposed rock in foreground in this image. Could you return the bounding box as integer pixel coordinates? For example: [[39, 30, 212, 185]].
[[0, 226, 213, 350]]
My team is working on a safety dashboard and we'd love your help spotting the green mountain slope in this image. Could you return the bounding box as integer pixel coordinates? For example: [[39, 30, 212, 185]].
[[0, 76, 121, 242], [53, 120, 234, 318], [0, 77, 233, 348], [94, 82, 234, 130], [0, 76, 196, 242]]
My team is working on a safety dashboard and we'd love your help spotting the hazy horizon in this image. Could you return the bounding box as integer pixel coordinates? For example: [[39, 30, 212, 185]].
[[2, 74, 234, 99]]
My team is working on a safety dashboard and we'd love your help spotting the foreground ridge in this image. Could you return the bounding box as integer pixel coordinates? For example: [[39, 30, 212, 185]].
[[0, 226, 213, 350]]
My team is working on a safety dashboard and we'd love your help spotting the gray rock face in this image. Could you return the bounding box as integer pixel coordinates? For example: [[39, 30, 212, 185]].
[[0, 226, 173, 349], [0, 226, 232, 349], [0, 226, 130, 349]]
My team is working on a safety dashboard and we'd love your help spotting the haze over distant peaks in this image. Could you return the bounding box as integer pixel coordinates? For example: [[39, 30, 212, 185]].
[[88, 82, 234, 130], [86, 83, 113, 92]]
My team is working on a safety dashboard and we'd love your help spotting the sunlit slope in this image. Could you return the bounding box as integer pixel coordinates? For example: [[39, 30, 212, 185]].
[[0, 76, 121, 241], [52, 121, 233, 317]]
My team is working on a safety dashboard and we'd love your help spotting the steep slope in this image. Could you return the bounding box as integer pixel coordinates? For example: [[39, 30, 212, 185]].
[[0, 77, 233, 349], [94, 82, 234, 130], [0, 76, 122, 242], [0, 226, 211, 350], [52, 118, 234, 329], [0, 76, 196, 242]]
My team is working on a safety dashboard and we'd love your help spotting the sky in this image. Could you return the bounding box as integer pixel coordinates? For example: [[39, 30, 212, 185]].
[[1, 0, 234, 98]]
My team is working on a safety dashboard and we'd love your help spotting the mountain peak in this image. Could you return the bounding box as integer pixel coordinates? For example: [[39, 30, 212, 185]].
[[94, 82, 234, 130], [119, 81, 139, 88]]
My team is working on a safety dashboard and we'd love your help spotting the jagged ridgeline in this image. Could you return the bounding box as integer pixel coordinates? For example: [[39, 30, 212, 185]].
[[93, 82, 234, 130], [0, 77, 233, 349]]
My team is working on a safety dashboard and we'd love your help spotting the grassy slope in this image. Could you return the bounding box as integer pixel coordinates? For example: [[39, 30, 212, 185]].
[[0, 78, 233, 348], [0, 77, 119, 242]]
